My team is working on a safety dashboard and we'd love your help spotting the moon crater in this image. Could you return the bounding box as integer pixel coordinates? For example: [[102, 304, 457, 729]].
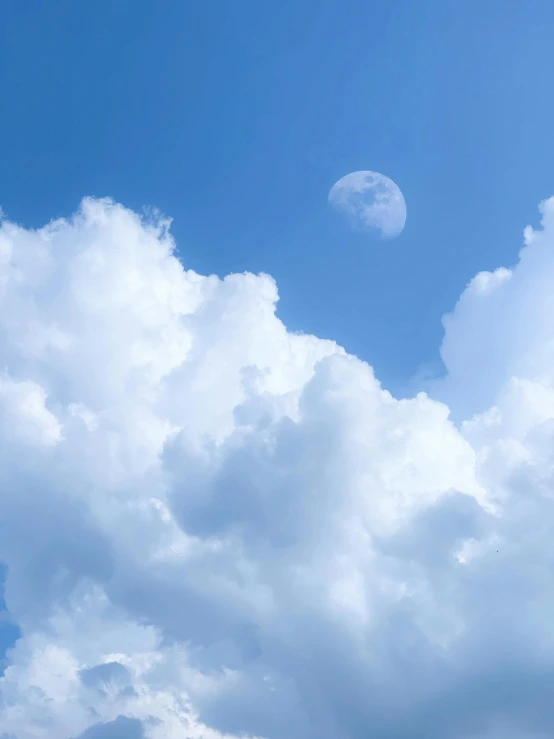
[[328, 170, 407, 239]]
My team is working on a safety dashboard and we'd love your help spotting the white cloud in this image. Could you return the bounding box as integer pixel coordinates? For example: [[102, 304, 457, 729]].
[[1, 197, 554, 738], [437, 198, 554, 419]]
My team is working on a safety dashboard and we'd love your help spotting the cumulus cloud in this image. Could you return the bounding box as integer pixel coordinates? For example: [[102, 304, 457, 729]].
[[1, 197, 554, 738]]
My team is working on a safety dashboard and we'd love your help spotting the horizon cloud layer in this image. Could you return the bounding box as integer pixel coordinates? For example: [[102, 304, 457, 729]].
[[1, 197, 554, 738]]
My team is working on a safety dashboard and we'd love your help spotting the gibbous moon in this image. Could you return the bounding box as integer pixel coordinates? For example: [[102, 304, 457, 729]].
[[328, 170, 407, 239]]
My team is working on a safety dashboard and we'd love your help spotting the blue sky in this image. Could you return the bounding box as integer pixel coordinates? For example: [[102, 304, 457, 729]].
[[3, 0, 554, 391], [4, 3, 554, 738]]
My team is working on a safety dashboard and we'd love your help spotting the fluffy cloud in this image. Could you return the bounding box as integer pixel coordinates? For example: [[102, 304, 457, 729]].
[[1, 197, 554, 738]]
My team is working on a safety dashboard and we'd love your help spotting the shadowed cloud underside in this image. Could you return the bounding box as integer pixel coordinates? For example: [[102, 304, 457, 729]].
[[1, 198, 554, 738]]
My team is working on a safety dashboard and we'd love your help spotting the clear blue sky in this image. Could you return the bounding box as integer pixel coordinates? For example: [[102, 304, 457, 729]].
[[4, 4, 554, 734], [2, 1, 554, 394]]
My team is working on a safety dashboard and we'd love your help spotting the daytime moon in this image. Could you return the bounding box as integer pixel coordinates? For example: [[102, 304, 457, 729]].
[[328, 170, 407, 239]]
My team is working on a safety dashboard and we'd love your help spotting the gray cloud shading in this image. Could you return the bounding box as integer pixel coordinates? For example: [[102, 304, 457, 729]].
[[75, 716, 144, 739], [1, 198, 554, 738]]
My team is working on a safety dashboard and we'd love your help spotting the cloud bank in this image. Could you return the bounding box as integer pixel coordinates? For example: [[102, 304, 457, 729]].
[[1, 197, 554, 738]]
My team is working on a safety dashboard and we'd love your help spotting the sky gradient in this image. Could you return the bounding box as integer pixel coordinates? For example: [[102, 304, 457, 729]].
[[2, 1, 554, 390], [3, 2, 554, 738]]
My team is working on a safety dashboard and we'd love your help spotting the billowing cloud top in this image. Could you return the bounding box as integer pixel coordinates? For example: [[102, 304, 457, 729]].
[[1, 197, 554, 738]]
